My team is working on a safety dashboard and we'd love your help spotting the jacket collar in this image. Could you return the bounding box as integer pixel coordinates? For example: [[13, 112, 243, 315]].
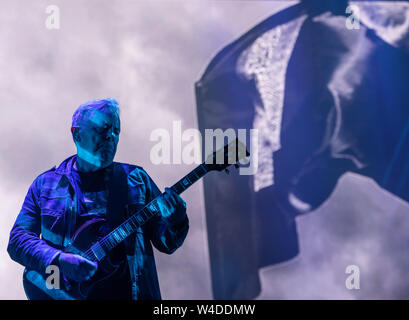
[[55, 154, 117, 176], [54, 154, 77, 176]]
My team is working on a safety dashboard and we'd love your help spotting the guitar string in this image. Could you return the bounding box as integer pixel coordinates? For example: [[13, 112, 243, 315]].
[[82, 163, 208, 259], [82, 163, 219, 259]]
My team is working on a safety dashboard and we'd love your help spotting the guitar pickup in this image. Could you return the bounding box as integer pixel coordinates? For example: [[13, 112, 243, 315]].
[[91, 243, 106, 261]]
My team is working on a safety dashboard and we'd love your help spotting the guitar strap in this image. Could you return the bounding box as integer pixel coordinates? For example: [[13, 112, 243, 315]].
[[105, 163, 134, 292], [106, 162, 129, 229]]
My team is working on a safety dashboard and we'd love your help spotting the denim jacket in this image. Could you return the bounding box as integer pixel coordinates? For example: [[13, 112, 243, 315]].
[[7, 154, 189, 300]]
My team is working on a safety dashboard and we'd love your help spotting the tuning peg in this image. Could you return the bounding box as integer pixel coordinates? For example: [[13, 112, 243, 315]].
[[225, 168, 230, 175], [234, 163, 240, 169]]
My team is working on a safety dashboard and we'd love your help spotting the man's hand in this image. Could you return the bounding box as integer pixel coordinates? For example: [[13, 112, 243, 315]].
[[157, 188, 187, 225], [58, 252, 98, 282]]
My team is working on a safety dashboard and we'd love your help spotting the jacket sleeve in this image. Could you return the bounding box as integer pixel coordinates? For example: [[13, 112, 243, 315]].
[[7, 176, 61, 273], [132, 168, 189, 254]]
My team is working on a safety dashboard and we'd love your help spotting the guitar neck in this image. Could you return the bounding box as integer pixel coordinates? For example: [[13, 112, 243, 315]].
[[169, 163, 208, 195], [85, 163, 208, 261]]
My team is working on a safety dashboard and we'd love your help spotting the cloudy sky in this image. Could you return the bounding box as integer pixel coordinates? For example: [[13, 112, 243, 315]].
[[1, 0, 409, 300]]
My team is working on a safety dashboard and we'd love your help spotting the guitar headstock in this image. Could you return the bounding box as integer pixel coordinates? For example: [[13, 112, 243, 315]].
[[204, 138, 250, 172]]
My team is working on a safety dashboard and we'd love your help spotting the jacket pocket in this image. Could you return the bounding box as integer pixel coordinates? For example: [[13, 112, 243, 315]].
[[40, 194, 70, 212]]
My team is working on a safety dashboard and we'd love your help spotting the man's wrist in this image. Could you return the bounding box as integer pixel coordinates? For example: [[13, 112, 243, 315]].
[[46, 251, 63, 270]]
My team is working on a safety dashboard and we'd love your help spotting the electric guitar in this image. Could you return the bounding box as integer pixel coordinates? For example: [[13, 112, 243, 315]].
[[23, 138, 249, 300]]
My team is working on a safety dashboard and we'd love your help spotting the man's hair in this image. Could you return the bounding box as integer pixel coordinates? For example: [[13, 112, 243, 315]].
[[71, 98, 120, 129]]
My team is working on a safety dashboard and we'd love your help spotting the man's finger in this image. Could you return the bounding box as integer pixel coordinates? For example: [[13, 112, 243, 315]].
[[163, 196, 172, 209], [78, 268, 95, 282], [89, 268, 97, 278], [165, 194, 175, 208], [80, 258, 94, 267], [86, 262, 98, 274], [169, 194, 177, 206], [171, 192, 185, 208], [165, 188, 178, 206]]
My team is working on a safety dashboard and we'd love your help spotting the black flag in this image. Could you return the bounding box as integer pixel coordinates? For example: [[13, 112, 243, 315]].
[[196, 1, 409, 299]]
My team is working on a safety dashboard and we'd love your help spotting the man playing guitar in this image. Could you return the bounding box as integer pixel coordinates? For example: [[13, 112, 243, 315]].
[[7, 98, 189, 300]]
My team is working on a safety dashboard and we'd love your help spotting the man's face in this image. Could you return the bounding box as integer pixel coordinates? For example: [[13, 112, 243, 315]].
[[74, 110, 120, 169]]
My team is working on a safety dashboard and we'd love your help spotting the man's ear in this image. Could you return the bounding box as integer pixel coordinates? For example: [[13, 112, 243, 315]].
[[71, 127, 81, 142]]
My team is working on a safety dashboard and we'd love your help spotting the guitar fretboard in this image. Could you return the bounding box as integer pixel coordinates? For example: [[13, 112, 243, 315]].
[[84, 163, 208, 261]]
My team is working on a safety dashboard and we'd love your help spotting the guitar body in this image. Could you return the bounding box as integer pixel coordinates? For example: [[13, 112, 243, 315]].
[[23, 218, 129, 300]]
